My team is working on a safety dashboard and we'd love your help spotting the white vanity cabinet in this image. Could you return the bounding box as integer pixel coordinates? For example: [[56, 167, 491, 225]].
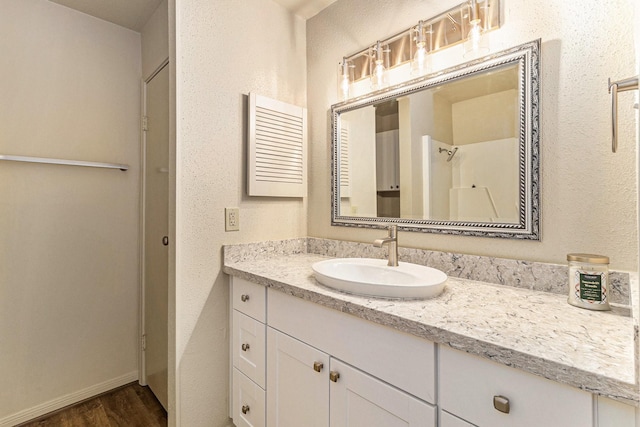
[[229, 276, 637, 427]]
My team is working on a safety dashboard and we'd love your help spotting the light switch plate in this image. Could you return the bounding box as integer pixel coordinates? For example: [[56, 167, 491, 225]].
[[225, 207, 239, 231]]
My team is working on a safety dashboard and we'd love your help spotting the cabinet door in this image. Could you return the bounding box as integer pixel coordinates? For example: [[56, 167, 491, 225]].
[[376, 130, 400, 191], [330, 359, 436, 427], [440, 410, 476, 427], [267, 328, 329, 427]]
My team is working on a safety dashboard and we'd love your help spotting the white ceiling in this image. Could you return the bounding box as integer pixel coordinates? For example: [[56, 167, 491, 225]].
[[272, 0, 337, 19], [48, 0, 336, 32], [49, 0, 163, 32]]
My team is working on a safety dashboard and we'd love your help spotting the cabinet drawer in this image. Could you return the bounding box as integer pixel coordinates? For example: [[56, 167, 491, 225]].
[[268, 289, 435, 403], [233, 368, 266, 427], [233, 310, 266, 388], [439, 346, 592, 427], [232, 277, 266, 322]]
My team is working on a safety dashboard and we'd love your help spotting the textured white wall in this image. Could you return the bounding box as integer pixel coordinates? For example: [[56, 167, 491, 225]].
[[174, 1, 306, 425], [308, 0, 638, 270], [0, 0, 141, 421]]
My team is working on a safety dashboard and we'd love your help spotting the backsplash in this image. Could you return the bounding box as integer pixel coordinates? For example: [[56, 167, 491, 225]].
[[223, 237, 631, 306]]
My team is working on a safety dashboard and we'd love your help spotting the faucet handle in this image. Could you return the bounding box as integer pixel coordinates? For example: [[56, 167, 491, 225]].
[[387, 224, 397, 238]]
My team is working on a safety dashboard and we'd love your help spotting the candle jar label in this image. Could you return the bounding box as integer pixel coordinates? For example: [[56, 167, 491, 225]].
[[572, 270, 608, 305], [578, 273, 603, 302]]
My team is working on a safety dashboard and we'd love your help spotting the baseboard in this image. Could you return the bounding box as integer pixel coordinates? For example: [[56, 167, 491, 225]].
[[0, 371, 138, 427]]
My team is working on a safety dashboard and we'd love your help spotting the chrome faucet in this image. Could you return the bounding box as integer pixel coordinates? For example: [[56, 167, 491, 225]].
[[373, 225, 398, 267]]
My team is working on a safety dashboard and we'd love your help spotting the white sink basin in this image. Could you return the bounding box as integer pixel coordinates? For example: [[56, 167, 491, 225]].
[[312, 258, 447, 299]]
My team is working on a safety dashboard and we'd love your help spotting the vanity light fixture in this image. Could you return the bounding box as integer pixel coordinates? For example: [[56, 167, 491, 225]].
[[335, 0, 500, 101], [411, 21, 432, 76], [463, 0, 490, 58], [370, 41, 390, 90]]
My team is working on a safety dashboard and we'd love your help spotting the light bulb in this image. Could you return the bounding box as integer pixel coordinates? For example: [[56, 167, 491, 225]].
[[411, 43, 429, 75], [468, 21, 482, 52]]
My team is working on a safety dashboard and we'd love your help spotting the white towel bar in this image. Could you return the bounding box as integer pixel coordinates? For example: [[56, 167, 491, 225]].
[[608, 76, 639, 153]]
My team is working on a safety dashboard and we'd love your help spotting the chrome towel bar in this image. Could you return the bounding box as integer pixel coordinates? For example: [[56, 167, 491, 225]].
[[0, 154, 128, 171], [608, 76, 638, 153]]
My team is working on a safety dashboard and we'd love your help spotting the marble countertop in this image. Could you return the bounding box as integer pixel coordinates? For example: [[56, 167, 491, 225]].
[[223, 251, 638, 406]]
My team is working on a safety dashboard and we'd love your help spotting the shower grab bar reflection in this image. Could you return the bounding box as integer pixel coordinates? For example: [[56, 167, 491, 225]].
[[608, 75, 638, 153], [0, 154, 128, 171]]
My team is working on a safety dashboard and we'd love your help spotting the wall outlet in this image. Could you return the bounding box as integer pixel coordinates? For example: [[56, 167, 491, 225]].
[[225, 207, 240, 231]]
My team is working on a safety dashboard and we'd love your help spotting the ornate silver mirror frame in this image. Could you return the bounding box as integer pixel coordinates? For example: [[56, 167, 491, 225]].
[[330, 39, 540, 240]]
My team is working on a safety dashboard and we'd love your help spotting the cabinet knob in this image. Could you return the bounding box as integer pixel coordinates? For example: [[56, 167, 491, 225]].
[[241, 405, 250, 414], [241, 294, 250, 302], [241, 343, 250, 352], [313, 362, 324, 372], [493, 395, 510, 414], [329, 371, 340, 382]]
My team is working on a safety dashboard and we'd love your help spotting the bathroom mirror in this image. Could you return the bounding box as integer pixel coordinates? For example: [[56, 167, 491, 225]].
[[331, 39, 540, 239]]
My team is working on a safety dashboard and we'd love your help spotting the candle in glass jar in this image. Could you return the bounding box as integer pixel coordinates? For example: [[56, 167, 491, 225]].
[[567, 253, 610, 311]]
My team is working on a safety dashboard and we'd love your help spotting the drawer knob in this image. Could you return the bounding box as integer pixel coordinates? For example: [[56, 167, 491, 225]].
[[329, 371, 340, 382], [313, 362, 324, 372], [241, 343, 250, 352], [241, 294, 250, 302], [493, 395, 510, 414], [241, 405, 250, 415]]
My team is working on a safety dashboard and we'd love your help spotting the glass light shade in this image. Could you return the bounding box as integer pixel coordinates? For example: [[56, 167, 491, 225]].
[[411, 22, 431, 76], [337, 59, 353, 101], [370, 42, 389, 90], [371, 61, 388, 90], [463, 20, 489, 58], [411, 43, 430, 76]]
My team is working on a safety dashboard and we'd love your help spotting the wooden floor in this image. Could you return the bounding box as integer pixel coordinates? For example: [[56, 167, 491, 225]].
[[19, 383, 167, 427]]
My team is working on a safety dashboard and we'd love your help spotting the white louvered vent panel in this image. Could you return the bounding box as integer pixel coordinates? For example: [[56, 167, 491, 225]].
[[339, 124, 350, 197], [255, 106, 303, 184], [248, 93, 307, 197]]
